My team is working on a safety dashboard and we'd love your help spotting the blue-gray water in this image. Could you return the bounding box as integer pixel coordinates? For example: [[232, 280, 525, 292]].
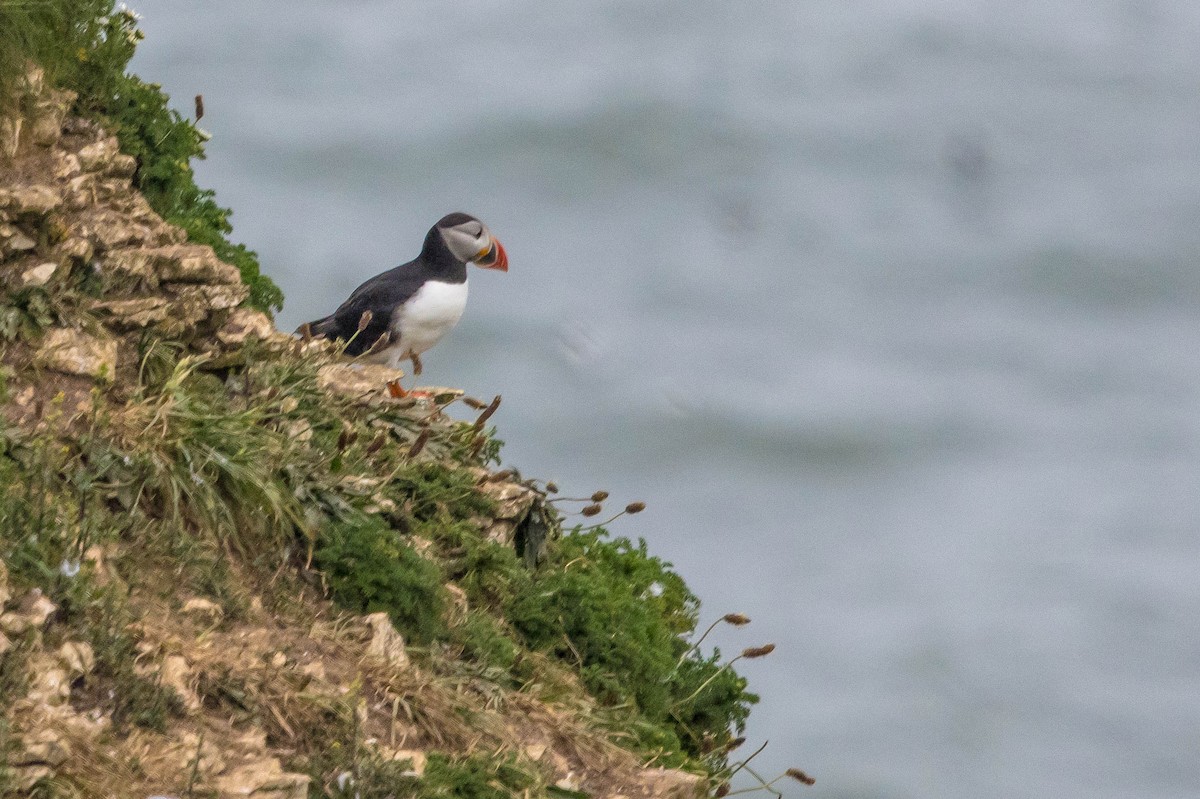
[[128, 2, 1200, 796]]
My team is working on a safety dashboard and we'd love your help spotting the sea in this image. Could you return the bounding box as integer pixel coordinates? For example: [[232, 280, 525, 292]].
[[127, 2, 1200, 797]]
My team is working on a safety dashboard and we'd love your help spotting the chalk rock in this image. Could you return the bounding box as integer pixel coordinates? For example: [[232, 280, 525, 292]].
[[99, 247, 154, 281], [12, 727, 69, 767], [156, 244, 240, 284], [168, 282, 249, 313], [27, 665, 72, 706], [77, 208, 172, 249], [300, 659, 326, 683], [181, 597, 224, 624], [474, 476, 539, 547], [161, 655, 202, 712], [363, 612, 409, 669], [0, 185, 62, 216], [34, 327, 118, 382], [0, 588, 57, 634], [316, 362, 407, 403], [8, 725, 76, 791], [28, 90, 75, 147], [20, 64, 45, 95], [634, 767, 706, 799], [170, 730, 227, 778], [90, 296, 171, 329], [76, 136, 121, 172], [6, 228, 36, 252], [387, 749, 427, 777], [57, 640, 96, 677], [103, 243, 240, 285], [53, 151, 81, 180], [215, 757, 310, 799], [22, 261, 57, 286], [217, 308, 277, 346], [55, 236, 93, 261], [0, 116, 20, 159]]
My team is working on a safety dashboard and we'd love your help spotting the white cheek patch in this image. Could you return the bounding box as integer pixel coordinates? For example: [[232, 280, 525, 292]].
[[440, 224, 489, 263]]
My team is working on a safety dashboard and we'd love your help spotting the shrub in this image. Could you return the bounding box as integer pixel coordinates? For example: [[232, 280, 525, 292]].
[[508, 527, 758, 763], [313, 514, 447, 644]]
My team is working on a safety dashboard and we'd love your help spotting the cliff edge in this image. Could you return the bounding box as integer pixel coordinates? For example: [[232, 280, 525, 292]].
[[0, 15, 769, 799]]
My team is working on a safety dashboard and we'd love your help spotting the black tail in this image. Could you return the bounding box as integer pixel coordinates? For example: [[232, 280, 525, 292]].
[[297, 315, 339, 338]]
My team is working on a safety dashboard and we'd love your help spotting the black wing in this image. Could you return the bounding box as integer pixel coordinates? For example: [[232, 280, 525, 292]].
[[306, 262, 429, 356]]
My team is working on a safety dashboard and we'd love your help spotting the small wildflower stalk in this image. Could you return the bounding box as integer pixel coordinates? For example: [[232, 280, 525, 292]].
[[546, 487, 610, 504], [365, 431, 387, 456], [363, 332, 391, 357], [471, 395, 502, 431], [573, 500, 647, 531], [406, 428, 430, 458], [329, 310, 374, 356], [726, 739, 768, 780], [715, 740, 815, 797], [671, 612, 753, 675], [672, 644, 775, 709], [720, 766, 816, 797]]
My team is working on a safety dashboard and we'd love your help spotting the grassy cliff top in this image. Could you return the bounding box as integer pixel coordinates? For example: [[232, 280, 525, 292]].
[[0, 4, 797, 798]]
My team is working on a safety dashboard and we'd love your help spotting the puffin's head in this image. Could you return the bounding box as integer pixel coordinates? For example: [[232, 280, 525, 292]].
[[436, 212, 508, 272]]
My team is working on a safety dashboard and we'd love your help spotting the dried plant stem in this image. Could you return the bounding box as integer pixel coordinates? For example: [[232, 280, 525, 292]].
[[722, 764, 784, 798], [678, 617, 725, 665], [725, 739, 768, 780], [184, 730, 205, 798], [673, 654, 744, 708], [472, 395, 502, 430], [575, 509, 635, 530]]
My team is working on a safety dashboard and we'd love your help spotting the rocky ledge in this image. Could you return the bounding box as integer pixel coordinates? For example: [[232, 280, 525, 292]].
[[1, 67, 711, 799]]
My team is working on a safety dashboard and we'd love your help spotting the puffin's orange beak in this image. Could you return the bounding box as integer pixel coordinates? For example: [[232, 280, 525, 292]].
[[477, 239, 508, 272]]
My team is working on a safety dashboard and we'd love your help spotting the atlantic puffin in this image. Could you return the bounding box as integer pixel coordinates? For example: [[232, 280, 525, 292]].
[[302, 212, 508, 386]]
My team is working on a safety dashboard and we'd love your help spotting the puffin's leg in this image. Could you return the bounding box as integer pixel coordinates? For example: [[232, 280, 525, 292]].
[[386, 352, 431, 400], [386, 349, 411, 398]]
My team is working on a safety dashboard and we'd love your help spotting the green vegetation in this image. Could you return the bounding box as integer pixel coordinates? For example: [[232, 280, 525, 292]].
[[511, 529, 756, 766], [0, 0, 283, 312], [325, 750, 538, 799], [0, 4, 767, 794], [313, 514, 446, 644], [0, 335, 758, 789]]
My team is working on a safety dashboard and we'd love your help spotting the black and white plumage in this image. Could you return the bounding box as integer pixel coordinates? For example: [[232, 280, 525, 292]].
[[303, 212, 508, 372]]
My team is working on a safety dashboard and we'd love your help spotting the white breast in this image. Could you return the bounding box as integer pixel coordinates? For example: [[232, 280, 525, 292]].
[[387, 279, 469, 365]]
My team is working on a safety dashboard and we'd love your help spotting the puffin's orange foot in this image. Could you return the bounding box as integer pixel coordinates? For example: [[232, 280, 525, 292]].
[[387, 379, 433, 400]]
